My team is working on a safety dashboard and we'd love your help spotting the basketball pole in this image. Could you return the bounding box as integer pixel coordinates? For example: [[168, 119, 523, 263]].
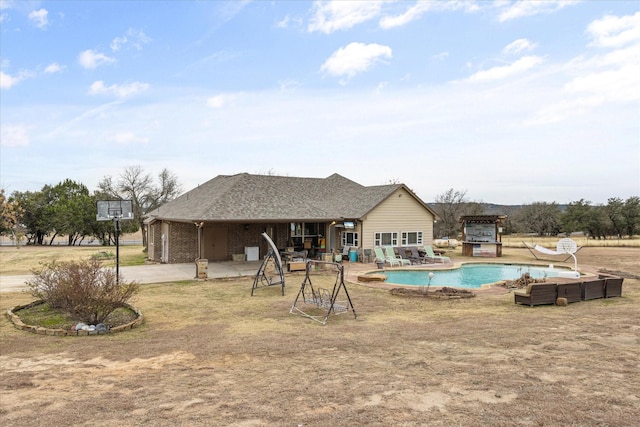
[[114, 216, 121, 284]]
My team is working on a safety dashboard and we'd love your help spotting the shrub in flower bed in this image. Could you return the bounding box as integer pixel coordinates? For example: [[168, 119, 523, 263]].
[[26, 259, 139, 325]]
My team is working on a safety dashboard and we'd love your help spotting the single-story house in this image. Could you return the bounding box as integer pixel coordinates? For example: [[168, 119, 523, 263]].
[[144, 173, 438, 264]]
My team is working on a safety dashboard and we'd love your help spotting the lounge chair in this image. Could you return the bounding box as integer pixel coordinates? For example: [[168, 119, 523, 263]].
[[423, 245, 450, 263], [601, 275, 624, 298], [397, 247, 416, 264], [384, 246, 411, 266], [557, 282, 581, 303], [408, 246, 428, 264], [580, 278, 605, 300], [373, 247, 394, 267], [514, 283, 558, 306]]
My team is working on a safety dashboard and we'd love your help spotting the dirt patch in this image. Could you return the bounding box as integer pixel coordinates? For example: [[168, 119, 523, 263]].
[[1, 246, 639, 426]]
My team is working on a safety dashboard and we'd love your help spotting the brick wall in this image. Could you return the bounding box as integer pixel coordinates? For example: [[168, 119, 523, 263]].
[[169, 222, 198, 263], [159, 221, 292, 264]]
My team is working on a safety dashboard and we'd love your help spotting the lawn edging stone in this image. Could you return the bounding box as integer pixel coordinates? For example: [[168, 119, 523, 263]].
[[6, 300, 143, 336]]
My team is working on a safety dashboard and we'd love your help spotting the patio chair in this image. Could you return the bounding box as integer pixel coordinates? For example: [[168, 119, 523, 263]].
[[340, 246, 350, 261], [423, 245, 450, 263], [363, 249, 373, 263], [514, 283, 558, 306], [384, 246, 411, 266]]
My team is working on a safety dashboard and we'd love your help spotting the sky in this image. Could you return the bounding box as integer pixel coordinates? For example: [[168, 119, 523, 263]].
[[1, 0, 639, 205]]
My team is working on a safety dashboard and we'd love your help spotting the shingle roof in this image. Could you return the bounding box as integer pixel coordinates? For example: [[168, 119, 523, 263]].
[[145, 173, 431, 223]]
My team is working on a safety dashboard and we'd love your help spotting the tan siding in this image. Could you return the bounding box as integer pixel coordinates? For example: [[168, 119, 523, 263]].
[[361, 188, 433, 250]]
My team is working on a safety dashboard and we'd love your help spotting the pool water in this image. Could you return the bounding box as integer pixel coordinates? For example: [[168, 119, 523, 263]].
[[381, 264, 562, 289]]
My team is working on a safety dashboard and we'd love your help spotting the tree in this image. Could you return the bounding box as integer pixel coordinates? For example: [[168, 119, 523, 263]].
[[562, 199, 593, 235], [1, 188, 24, 243], [432, 189, 469, 238], [622, 196, 640, 237], [604, 197, 626, 238], [98, 165, 182, 246], [48, 179, 96, 245], [11, 189, 54, 245], [513, 202, 562, 236]]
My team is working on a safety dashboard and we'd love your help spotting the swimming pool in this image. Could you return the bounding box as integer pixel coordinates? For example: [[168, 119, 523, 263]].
[[380, 264, 576, 289]]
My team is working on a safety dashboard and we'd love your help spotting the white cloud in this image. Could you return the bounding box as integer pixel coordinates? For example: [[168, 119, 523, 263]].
[[498, 0, 579, 22], [587, 11, 640, 48], [111, 132, 149, 145], [320, 42, 392, 80], [464, 55, 544, 83], [379, 1, 432, 29], [503, 38, 538, 55], [28, 8, 48, 29], [308, 0, 383, 33], [88, 80, 149, 98], [275, 14, 290, 28], [110, 36, 127, 52], [0, 124, 29, 147], [110, 28, 151, 52], [78, 49, 116, 69], [380, 1, 480, 29], [206, 93, 238, 108], [564, 64, 640, 102], [432, 51, 449, 61], [0, 70, 22, 89], [44, 63, 65, 73]]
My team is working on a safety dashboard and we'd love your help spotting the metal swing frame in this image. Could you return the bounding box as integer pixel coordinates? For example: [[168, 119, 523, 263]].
[[251, 232, 285, 296], [290, 260, 357, 325]]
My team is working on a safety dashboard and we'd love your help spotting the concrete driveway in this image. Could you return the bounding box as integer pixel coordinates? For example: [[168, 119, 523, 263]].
[[0, 260, 264, 293]]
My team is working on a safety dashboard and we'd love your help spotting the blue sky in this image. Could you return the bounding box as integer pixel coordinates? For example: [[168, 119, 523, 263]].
[[1, 0, 638, 205]]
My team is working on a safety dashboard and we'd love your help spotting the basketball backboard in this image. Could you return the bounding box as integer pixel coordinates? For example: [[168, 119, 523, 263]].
[[96, 200, 134, 221]]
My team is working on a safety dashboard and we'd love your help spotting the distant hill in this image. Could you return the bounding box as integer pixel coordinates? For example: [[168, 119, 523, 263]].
[[427, 203, 522, 216], [427, 203, 569, 217]]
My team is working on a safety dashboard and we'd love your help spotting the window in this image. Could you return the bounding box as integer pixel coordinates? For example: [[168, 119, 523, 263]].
[[341, 231, 359, 247], [374, 232, 398, 247], [401, 231, 423, 246]]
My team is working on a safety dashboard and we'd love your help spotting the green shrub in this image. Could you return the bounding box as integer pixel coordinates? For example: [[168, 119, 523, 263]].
[[27, 259, 139, 325]]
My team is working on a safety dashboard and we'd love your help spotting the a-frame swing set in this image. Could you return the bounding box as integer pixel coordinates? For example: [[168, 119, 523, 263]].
[[251, 232, 285, 296], [289, 260, 357, 325], [251, 233, 356, 324]]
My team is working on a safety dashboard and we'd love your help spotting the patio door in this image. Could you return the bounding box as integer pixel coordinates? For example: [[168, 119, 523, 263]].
[[203, 225, 228, 261]]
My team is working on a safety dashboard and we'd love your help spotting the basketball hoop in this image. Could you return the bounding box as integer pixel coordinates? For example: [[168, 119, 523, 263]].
[[96, 200, 134, 283]]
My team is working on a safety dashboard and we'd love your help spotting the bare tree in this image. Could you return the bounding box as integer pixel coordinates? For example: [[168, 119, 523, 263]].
[[433, 189, 469, 238], [98, 165, 182, 246]]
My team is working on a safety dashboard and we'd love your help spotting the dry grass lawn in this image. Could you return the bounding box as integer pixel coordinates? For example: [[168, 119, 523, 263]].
[[1, 246, 639, 426], [0, 245, 146, 275]]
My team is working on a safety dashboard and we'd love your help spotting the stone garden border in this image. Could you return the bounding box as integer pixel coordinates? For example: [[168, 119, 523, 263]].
[[5, 300, 143, 336]]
